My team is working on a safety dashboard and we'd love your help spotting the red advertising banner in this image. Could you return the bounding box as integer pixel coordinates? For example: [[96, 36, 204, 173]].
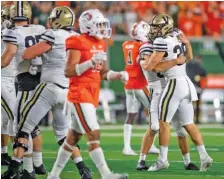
[[200, 75, 224, 89]]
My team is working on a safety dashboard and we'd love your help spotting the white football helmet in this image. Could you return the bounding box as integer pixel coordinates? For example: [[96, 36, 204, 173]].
[[130, 21, 150, 42], [79, 9, 111, 39]]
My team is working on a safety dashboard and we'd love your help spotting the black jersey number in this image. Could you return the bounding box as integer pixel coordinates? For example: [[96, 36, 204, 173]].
[[25, 35, 41, 48], [156, 72, 164, 78], [173, 44, 186, 57], [127, 50, 133, 65]]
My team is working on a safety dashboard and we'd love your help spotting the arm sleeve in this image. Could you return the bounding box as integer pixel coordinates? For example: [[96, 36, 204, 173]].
[[153, 38, 168, 52], [2, 29, 18, 45], [40, 29, 55, 45], [139, 43, 153, 55]]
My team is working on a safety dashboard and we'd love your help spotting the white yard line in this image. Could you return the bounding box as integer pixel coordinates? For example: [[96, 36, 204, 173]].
[[100, 132, 224, 137]]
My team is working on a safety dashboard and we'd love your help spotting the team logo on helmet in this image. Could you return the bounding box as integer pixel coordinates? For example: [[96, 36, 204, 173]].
[[83, 13, 92, 21]]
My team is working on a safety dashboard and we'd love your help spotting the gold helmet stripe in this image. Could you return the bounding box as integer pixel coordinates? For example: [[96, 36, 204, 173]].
[[65, 6, 75, 26]]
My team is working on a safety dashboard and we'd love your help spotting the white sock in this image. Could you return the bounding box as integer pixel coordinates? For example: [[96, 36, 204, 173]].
[[159, 146, 168, 163], [196, 144, 208, 160], [1, 146, 8, 153], [33, 151, 43, 167], [89, 147, 111, 178], [183, 153, 191, 166], [23, 156, 34, 173], [123, 124, 132, 149], [73, 156, 83, 164], [51, 146, 72, 177], [138, 153, 146, 162]]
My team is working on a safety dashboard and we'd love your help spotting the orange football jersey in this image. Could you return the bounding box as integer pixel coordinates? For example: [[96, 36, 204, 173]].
[[66, 34, 106, 107], [122, 40, 147, 89]]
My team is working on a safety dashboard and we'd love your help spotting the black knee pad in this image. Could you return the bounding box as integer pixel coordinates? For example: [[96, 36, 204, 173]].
[[13, 131, 29, 151], [57, 137, 80, 150], [57, 137, 66, 146], [31, 127, 41, 139]]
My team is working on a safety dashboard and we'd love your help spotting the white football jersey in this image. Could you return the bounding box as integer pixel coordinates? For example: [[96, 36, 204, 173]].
[[1, 35, 17, 77], [2, 25, 46, 74], [139, 43, 167, 88], [153, 35, 187, 79], [40, 29, 79, 88]]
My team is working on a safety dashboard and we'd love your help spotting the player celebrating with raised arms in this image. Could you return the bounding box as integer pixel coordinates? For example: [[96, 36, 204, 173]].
[[48, 9, 128, 179]]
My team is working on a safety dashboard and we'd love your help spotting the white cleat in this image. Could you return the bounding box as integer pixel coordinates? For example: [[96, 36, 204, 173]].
[[47, 173, 61, 179], [148, 160, 169, 171], [200, 155, 213, 171], [148, 145, 160, 154], [122, 148, 137, 156], [103, 173, 128, 179]]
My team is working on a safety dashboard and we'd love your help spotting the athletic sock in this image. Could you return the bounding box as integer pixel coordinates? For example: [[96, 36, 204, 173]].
[[89, 147, 111, 178], [33, 151, 43, 167], [1, 146, 8, 154], [196, 144, 208, 160], [50, 146, 72, 177], [183, 153, 191, 166], [159, 146, 168, 163], [138, 153, 146, 162], [123, 124, 132, 149], [23, 156, 34, 173]]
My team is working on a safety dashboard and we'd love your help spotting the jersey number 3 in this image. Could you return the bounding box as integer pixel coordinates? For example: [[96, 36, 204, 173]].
[[25, 35, 41, 48]]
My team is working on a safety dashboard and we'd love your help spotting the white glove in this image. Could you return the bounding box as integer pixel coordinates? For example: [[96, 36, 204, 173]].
[[91, 52, 107, 65], [119, 71, 129, 83], [29, 65, 38, 75], [173, 28, 183, 36], [1, 20, 11, 30]]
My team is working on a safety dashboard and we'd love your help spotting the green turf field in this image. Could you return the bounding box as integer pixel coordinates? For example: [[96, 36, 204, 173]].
[[2, 125, 224, 179]]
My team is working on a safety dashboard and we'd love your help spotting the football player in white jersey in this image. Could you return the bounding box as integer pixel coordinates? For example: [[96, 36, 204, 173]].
[[137, 27, 199, 171], [2, 6, 92, 179], [142, 14, 212, 172], [1, 5, 17, 166], [122, 21, 159, 156], [1, 1, 46, 178]]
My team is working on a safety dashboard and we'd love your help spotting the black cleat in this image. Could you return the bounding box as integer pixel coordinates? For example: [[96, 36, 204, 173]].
[[34, 164, 47, 175], [136, 160, 149, 171], [185, 162, 200, 170], [1, 153, 12, 166], [79, 166, 92, 179], [20, 170, 36, 179], [1, 161, 20, 179]]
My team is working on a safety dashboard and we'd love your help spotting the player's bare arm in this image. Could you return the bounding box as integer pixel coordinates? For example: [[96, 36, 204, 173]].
[[152, 55, 186, 72], [64, 49, 82, 77], [142, 51, 164, 71], [100, 63, 127, 81], [22, 41, 52, 60], [178, 33, 193, 62], [1, 43, 17, 68]]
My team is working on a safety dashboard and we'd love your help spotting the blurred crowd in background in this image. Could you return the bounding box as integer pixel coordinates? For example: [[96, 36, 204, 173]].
[[2, 1, 224, 37]]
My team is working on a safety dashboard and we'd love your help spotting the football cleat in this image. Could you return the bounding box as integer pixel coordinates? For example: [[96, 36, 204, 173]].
[[20, 170, 36, 179], [200, 155, 213, 171], [103, 173, 128, 179], [148, 160, 169, 171], [34, 164, 47, 175], [148, 145, 160, 154], [79, 166, 92, 179], [1, 153, 12, 165], [122, 148, 137, 156], [136, 160, 149, 171], [185, 162, 199, 170]]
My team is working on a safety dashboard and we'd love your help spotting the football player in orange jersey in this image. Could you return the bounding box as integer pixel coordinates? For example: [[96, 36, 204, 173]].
[[48, 9, 128, 179], [122, 21, 159, 156]]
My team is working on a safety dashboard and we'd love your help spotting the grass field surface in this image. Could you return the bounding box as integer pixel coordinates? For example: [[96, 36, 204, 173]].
[[2, 125, 224, 179]]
